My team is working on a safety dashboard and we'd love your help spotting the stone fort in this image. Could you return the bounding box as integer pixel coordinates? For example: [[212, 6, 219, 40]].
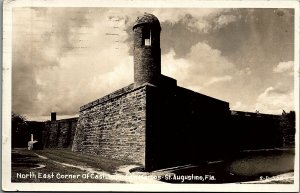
[[17, 13, 295, 171]]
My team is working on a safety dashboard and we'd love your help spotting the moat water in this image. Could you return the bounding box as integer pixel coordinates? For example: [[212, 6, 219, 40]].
[[158, 148, 294, 183]]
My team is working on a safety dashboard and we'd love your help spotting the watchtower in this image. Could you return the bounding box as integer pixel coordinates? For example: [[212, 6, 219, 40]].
[[133, 13, 161, 87]]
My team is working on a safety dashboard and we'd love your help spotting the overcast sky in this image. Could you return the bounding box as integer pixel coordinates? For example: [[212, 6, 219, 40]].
[[12, 8, 295, 121]]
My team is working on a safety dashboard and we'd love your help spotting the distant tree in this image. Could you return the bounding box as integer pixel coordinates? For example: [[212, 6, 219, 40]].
[[12, 112, 28, 148], [12, 112, 27, 130], [280, 110, 295, 147]]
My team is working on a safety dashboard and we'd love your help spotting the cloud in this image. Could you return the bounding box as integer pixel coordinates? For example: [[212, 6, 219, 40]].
[[124, 8, 245, 58], [237, 67, 252, 76], [255, 87, 294, 114], [204, 75, 232, 86], [161, 49, 191, 81], [12, 8, 133, 119], [12, 8, 295, 120], [185, 42, 236, 93], [180, 14, 211, 33], [215, 14, 238, 27], [152, 9, 221, 24], [163, 42, 235, 80], [273, 61, 294, 74], [231, 101, 249, 111], [125, 9, 234, 57], [187, 42, 235, 75], [161, 42, 236, 94], [154, 9, 240, 33]]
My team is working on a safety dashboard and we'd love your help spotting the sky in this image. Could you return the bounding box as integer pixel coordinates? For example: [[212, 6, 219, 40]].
[[12, 7, 296, 121]]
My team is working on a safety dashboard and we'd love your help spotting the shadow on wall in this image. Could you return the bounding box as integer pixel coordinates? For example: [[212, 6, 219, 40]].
[[145, 85, 231, 171], [43, 117, 78, 149], [144, 84, 295, 171]]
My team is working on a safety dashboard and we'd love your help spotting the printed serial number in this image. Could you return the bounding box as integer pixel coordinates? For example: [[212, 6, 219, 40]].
[[259, 175, 282, 181]]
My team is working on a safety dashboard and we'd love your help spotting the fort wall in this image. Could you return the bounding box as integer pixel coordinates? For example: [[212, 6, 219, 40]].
[[229, 111, 283, 151], [69, 80, 295, 171], [12, 118, 78, 150], [43, 117, 78, 148], [71, 79, 231, 170], [144, 84, 231, 170], [72, 84, 147, 164]]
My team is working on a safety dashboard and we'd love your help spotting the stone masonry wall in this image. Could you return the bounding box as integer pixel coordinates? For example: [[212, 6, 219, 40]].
[[43, 118, 78, 148], [72, 84, 146, 164]]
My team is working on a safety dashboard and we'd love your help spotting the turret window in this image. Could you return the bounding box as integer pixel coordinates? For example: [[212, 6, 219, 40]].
[[145, 38, 151, 46], [142, 28, 151, 46]]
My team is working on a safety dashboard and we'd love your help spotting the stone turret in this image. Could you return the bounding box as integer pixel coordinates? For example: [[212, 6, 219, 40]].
[[133, 13, 161, 87]]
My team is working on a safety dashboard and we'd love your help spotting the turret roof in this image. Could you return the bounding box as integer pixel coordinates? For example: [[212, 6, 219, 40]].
[[133, 13, 161, 30]]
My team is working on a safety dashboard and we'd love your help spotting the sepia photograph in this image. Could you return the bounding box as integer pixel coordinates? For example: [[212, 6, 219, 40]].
[[2, 0, 299, 191]]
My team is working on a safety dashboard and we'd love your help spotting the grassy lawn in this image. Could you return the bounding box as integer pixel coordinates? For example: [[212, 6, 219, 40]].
[[11, 148, 139, 183], [35, 149, 137, 174]]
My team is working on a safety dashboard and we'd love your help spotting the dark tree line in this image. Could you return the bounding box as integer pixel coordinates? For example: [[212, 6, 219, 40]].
[[12, 112, 45, 149], [280, 110, 296, 147], [12, 112, 29, 148]]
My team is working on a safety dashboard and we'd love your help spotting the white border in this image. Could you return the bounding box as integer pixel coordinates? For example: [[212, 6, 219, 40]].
[[2, 0, 299, 191]]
